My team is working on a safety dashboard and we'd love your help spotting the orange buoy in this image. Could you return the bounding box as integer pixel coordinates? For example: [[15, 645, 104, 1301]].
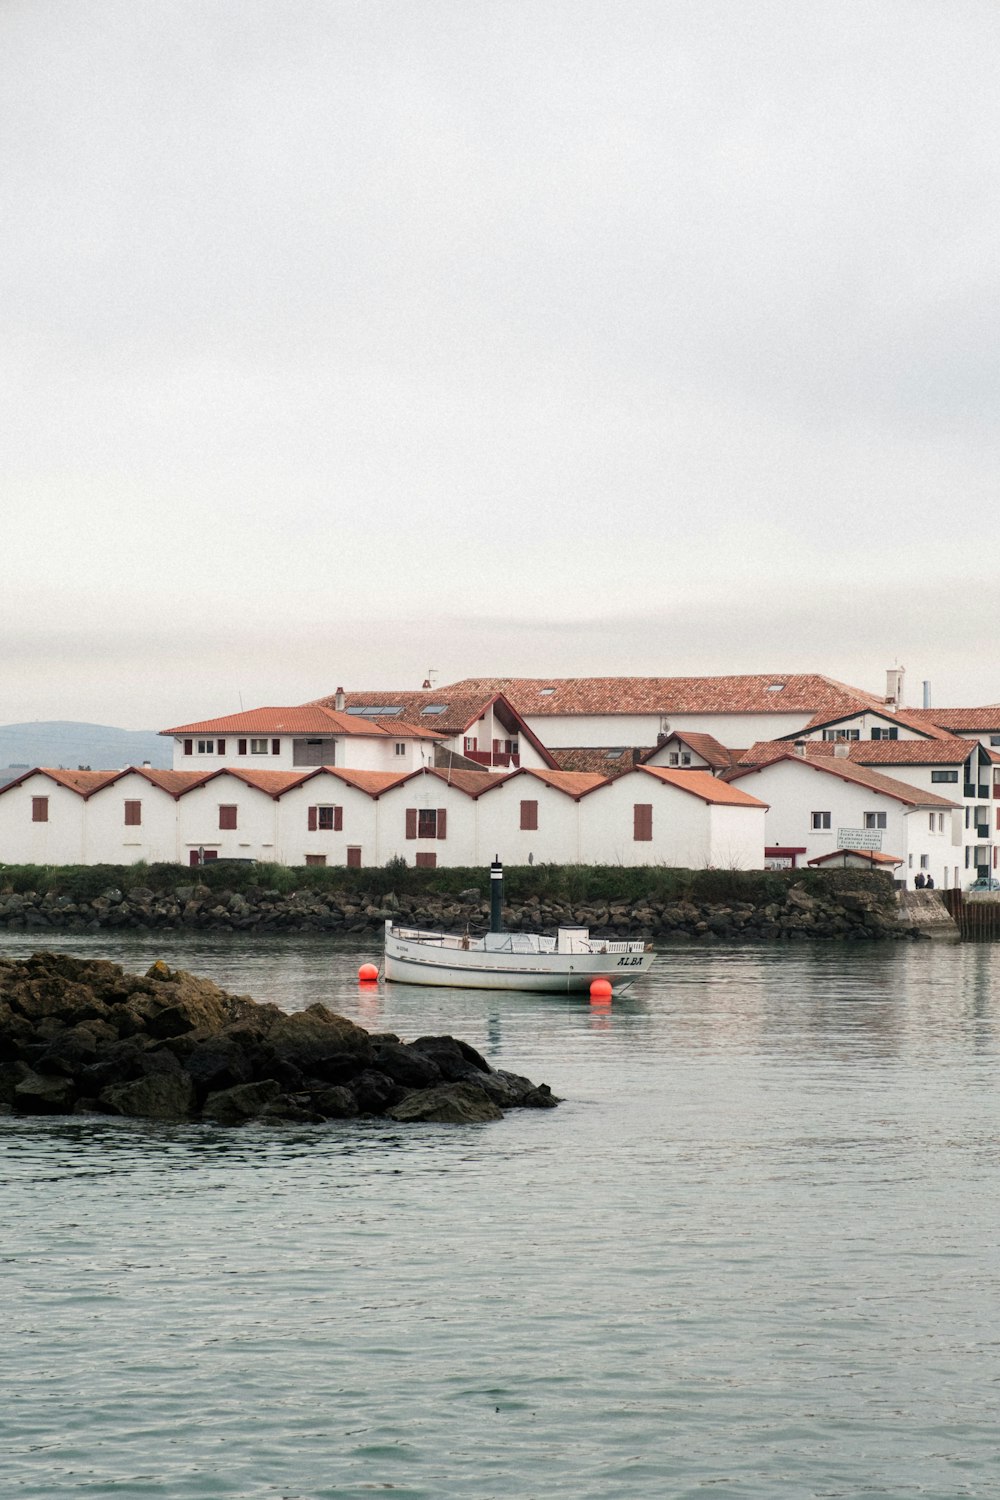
[[589, 977, 613, 1000], [358, 963, 379, 983]]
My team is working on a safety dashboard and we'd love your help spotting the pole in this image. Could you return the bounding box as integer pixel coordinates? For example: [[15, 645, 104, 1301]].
[[490, 857, 503, 934]]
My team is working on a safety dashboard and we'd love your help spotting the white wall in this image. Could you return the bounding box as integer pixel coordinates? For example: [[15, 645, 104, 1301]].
[[376, 772, 480, 867], [170, 733, 433, 774], [176, 775, 281, 864], [476, 775, 585, 865], [521, 710, 816, 749], [576, 772, 711, 868], [86, 773, 180, 864], [276, 774, 381, 866], [0, 775, 87, 864]]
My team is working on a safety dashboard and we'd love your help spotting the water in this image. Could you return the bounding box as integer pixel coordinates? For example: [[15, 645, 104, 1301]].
[[2, 932, 999, 1499]]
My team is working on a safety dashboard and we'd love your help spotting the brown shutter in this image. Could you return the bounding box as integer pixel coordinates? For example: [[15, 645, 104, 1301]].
[[238, 739, 247, 756], [520, 800, 538, 831], [334, 806, 343, 831], [272, 739, 280, 755], [124, 800, 141, 826], [634, 803, 653, 841], [183, 739, 193, 756], [437, 808, 447, 839], [405, 808, 417, 839], [308, 806, 317, 831], [346, 846, 361, 867], [219, 805, 238, 830], [218, 739, 226, 756], [31, 796, 48, 823]]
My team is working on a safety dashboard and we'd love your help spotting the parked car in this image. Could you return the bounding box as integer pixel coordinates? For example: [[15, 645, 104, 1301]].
[[967, 877, 1000, 892]]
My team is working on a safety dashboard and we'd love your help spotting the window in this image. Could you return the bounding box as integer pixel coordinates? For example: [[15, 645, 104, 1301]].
[[183, 739, 193, 756], [305, 854, 327, 867], [238, 739, 247, 756], [939, 814, 946, 832], [464, 736, 477, 753], [822, 728, 860, 741], [415, 851, 437, 868], [668, 752, 679, 765], [680, 752, 691, 765], [307, 805, 343, 831], [293, 738, 337, 767], [250, 738, 268, 755], [633, 803, 653, 841], [124, 800, 141, 826], [920, 855, 929, 869], [864, 812, 887, 829], [196, 739, 219, 754], [394, 742, 407, 757], [811, 811, 831, 830], [991, 736, 1000, 747], [405, 808, 447, 839], [931, 769, 958, 783], [272, 739, 280, 756], [31, 796, 48, 823], [219, 805, 237, 830], [871, 727, 898, 740], [929, 813, 936, 832], [520, 800, 538, 831]]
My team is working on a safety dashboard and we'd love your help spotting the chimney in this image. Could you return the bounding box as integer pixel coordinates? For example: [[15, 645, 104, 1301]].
[[794, 739, 806, 757], [142, 760, 151, 768], [335, 686, 345, 712], [834, 740, 850, 758], [923, 680, 932, 709], [885, 665, 905, 707], [421, 679, 432, 689]]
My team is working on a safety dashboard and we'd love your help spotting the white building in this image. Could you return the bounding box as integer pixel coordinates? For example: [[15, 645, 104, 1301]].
[[729, 748, 961, 888], [161, 705, 443, 775]]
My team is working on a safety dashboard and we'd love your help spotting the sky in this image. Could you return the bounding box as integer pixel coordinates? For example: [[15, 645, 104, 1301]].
[[3, 1, 999, 728]]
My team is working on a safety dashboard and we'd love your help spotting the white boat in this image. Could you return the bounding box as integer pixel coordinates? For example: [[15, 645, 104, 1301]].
[[383, 919, 656, 993]]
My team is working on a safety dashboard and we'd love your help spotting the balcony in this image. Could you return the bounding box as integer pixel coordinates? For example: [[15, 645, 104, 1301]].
[[465, 750, 521, 769]]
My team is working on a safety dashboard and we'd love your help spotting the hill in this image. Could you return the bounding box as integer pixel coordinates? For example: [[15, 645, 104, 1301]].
[[0, 721, 170, 780]]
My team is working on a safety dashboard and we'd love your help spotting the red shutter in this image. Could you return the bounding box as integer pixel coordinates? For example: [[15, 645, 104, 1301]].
[[520, 800, 538, 831], [415, 851, 437, 868], [218, 739, 226, 756], [437, 808, 447, 839], [124, 800, 141, 826], [633, 803, 653, 841], [405, 808, 418, 839], [347, 846, 361, 868], [334, 806, 343, 831], [238, 739, 247, 756], [308, 806, 317, 831], [272, 739, 280, 755], [31, 796, 48, 823], [183, 739, 193, 756], [219, 805, 238, 830]]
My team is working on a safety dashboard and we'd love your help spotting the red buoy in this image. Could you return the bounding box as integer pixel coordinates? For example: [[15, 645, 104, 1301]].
[[358, 963, 379, 983], [589, 977, 613, 1000]]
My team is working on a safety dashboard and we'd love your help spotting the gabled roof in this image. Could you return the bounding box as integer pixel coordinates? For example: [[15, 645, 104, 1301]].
[[739, 738, 977, 768], [637, 766, 768, 807], [387, 766, 506, 799], [441, 673, 883, 718], [729, 750, 960, 808], [807, 849, 904, 868], [295, 767, 411, 797], [0, 767, 121, 798], [309, 689, 559, 767], [794, 705, 951, 740], [196, 768, 310, 797], [514, 768, 609, 798], [159, 705, 435, 740], [641, 731, 737, 769]]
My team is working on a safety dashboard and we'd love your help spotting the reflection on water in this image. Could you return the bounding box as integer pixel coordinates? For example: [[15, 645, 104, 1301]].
[[2, 931, 1000, 1498]]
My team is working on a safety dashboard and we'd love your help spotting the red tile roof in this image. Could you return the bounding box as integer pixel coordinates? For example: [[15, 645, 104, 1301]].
[[807, 850, 903, 867], [906, 707, 1000, 732], [298, 767, 411, 796], [797, 706, 953, 739], [426, 768, 506, 798], [160, 706, 430, 739], [641, 731, 737, 769], [442, 674, 883, 718], [550, 747, 647, 777], [309, 690, 558, 767], [739, 738, 976, 768], [637, 766, 768, 807], [518, 768, 609, 797]]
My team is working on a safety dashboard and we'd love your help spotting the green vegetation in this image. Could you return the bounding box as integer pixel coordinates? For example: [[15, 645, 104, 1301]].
[[0, 859, 896, 911]]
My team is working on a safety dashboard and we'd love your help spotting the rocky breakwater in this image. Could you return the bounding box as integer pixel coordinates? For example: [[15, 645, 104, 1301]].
[[0, 953, 559, 1125], [0, 876, 910, 939]]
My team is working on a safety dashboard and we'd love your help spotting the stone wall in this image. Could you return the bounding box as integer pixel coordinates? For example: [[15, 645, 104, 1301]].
[[0, 878, 917, 941]]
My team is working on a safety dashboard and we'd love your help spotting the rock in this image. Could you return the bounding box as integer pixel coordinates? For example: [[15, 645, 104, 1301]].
[[202, 1079, 282, 1123], [387, 1083, 504, 1124], [100, 1073, 197, 1120], [14, 1066, 76, 1113]]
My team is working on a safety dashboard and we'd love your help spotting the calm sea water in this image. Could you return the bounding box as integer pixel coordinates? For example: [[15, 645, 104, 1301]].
[[2, 931, 999, 1500]]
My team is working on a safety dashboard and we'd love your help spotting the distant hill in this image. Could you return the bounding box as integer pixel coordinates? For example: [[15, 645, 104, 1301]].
[[0, 722, 171, 780]]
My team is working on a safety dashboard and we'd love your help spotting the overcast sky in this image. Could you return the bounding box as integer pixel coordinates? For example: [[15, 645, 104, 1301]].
[[3, 1, 998, 728]]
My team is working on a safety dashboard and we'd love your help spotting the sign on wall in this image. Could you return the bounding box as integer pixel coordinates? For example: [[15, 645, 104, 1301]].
[[837, 827, 883, 851]]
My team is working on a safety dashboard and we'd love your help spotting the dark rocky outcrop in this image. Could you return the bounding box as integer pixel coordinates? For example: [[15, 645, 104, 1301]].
[[0, 953, 560, 1127], [0, 876, 913, 940]]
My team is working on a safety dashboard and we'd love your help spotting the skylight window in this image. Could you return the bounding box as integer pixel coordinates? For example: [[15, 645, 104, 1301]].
[[420, 704, 447, 715], [539, 687, 555, 696], [766, 683, 785, 693], [346, 705, 403, 716], [606, 749, 625, 760]]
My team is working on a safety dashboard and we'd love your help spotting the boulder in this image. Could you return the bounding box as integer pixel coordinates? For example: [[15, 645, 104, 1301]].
[[387, 1083, 504, 1124], [100, 1073, 197, 1120]]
